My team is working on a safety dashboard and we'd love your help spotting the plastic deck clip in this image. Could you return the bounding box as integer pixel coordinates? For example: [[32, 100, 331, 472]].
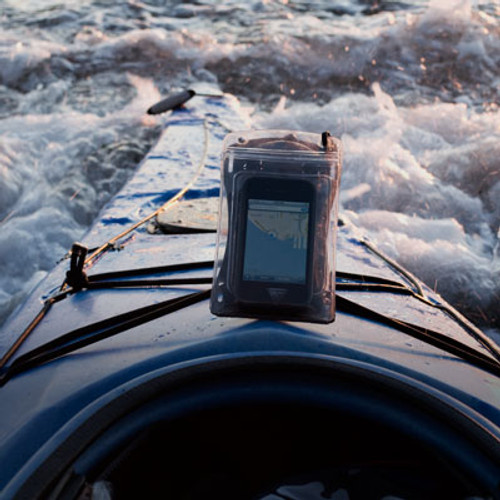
[[66, 243, 89, 291], [322, 131, 333, 151]]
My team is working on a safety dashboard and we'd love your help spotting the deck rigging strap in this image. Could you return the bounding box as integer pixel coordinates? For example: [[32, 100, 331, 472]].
[[335, 295, 500, 376], [79, 261, 500, 366], [0, 289, 211, 386], [359, 238, 500, 366], [2, 252, 500, 383], [2, 285, 500, 386]]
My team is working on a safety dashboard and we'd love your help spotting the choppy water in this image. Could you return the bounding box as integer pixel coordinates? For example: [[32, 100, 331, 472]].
[[0, 0, 499, 338]]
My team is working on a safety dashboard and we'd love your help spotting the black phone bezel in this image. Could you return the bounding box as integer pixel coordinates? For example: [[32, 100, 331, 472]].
[[231, 176, 316, 306]]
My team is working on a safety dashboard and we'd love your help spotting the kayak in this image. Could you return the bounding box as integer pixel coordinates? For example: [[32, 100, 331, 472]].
[[0, 92, 499, 500]]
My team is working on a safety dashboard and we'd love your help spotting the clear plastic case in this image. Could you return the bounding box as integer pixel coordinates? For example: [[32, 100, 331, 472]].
[[210, 130, 342, 323]]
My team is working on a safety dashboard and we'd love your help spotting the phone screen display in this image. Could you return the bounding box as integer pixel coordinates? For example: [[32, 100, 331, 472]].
[[242, 199, 310, 284]]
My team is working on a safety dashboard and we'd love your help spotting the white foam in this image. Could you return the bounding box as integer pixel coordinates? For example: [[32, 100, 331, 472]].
[[0, 34, 66, 88], [348, 210, 499, 324], [0, 75, 161, 321], [257, 84, 499, 326]]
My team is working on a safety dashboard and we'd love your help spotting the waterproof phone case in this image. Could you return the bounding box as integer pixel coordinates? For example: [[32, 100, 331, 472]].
[[210, 130, 342, 323]]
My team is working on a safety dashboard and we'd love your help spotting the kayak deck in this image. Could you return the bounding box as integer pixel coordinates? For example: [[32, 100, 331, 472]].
[[0, 93, 499, 500], [0, 92, 498, 406]]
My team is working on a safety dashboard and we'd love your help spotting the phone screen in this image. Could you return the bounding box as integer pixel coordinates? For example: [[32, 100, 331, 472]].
[[242, 198, 310, 284]]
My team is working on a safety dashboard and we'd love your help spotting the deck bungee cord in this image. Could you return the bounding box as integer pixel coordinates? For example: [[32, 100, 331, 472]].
[[2, 252, 500, 385], [1, 100, 500, 386], [1, 288, 212, 385], [0, 104, 233, 373], [359, 237, 500, 363]]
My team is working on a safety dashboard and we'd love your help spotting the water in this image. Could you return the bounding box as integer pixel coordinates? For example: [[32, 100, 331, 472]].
[[0, 0, 499, 339]]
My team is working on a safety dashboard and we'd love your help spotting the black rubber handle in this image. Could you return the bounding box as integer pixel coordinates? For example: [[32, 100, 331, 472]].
[[147, 89, 196, 115]]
